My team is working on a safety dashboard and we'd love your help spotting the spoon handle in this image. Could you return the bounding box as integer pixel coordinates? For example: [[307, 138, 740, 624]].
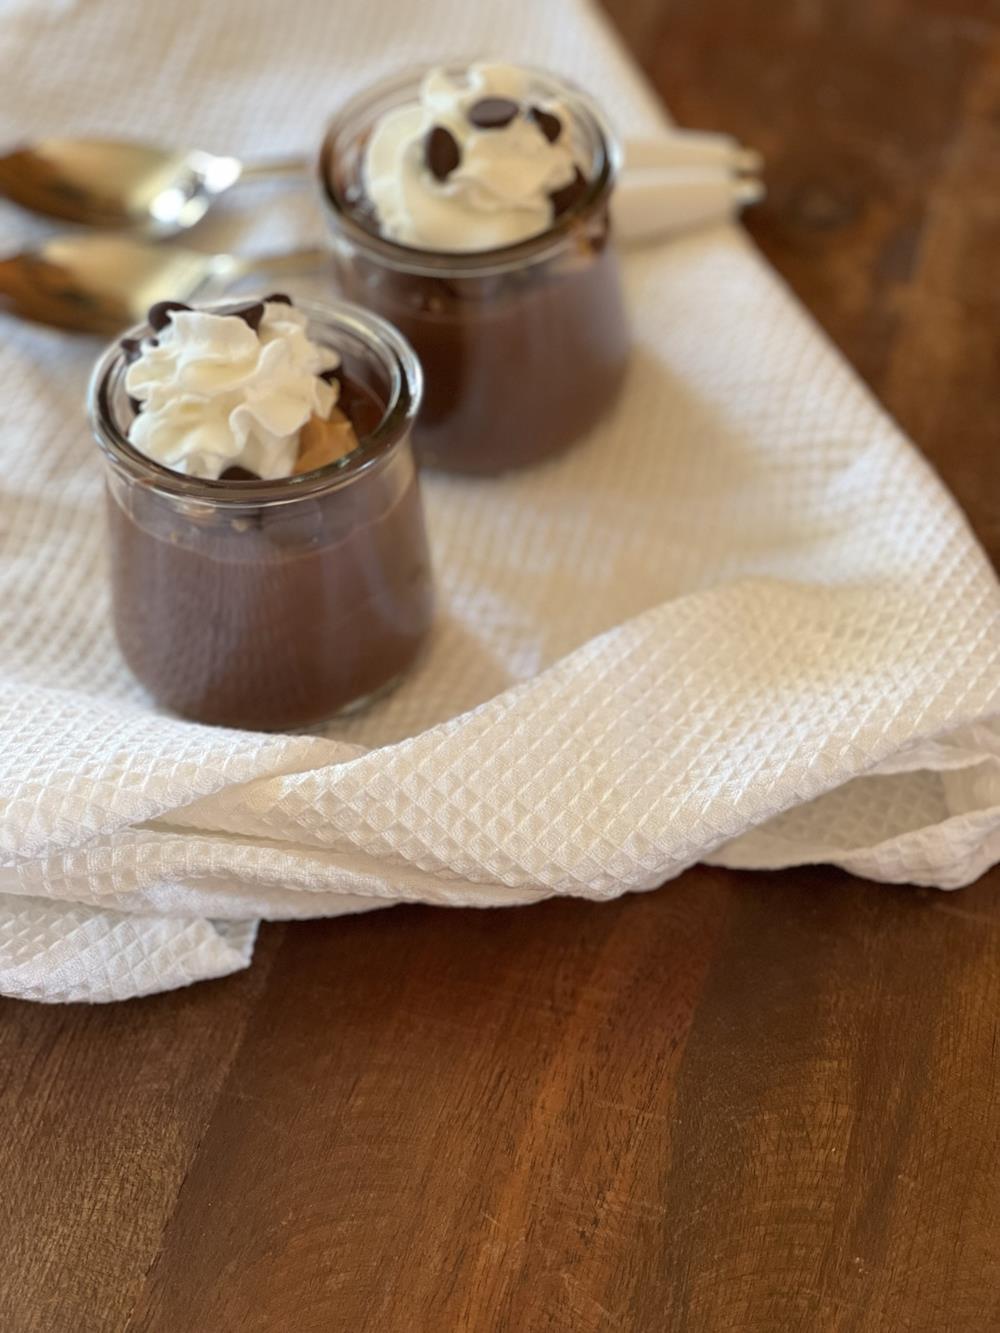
[[233, 245, 329, 274], [613, 169, 765, 245], [229, 137, 768, 191], [237, 155, 311, 183], [197, 246, 330, 300], [624, 133, 763, 175], [236, 138, 762, 185]]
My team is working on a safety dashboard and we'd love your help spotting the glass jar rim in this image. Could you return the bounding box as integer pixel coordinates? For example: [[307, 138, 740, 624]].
[[87, 296, 423, 508], [317, 61, 621, 278]]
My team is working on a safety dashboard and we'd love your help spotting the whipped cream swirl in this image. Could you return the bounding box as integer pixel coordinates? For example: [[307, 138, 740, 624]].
[[363, 62, 584, 252], [124, 301, 339, 480]]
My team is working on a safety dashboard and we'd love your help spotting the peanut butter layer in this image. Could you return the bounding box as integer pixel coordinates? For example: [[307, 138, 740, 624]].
[[294, 405, 359, 475]]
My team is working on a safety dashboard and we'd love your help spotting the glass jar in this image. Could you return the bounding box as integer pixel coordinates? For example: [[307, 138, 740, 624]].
[[88, 298, 434, 731], [318, 65, 630, 475]]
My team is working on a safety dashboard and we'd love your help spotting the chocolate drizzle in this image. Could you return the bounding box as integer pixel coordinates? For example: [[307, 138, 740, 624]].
[[147, 300, 191, 332], [231, 301, 266, 332]]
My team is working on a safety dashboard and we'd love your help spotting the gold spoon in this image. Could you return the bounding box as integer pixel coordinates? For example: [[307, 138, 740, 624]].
[[0, 234, 326, 335], [0, 138, 307, 237], [0, 134, 765, 240]]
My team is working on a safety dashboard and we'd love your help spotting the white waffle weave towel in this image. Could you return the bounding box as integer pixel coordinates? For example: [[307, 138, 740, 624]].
[[1, 0, 998, 1002]]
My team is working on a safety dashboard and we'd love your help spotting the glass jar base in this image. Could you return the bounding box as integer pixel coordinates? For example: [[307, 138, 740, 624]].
[[155, 665, 413, 734], [325, 668, 409, 721]]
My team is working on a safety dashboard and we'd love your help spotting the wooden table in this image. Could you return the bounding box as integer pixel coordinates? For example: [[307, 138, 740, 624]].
[[4, 3, 999, 1329]]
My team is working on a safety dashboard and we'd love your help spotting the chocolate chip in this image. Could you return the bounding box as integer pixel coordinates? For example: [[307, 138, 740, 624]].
[[425, 125, 461, 181], [231, 301, 265, 332], [219, 466, 260, 481], [529, 105, 562, 143], [550, 167, 589, 218], [147, 300, 191, 332], [468, 97, 519, 129], [264, 292, 293, 305]]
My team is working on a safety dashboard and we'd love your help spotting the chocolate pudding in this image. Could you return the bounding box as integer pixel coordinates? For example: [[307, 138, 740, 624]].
[[319, 62, 630, 475], [90, 297, 433, 731]]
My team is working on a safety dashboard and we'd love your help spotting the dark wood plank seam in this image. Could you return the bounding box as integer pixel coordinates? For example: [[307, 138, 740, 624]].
[[118, 925, 287, 1333]]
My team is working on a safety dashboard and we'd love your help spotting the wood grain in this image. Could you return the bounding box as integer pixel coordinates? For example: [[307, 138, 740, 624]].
[[2, 2, 999, 1330], [0, 927, 285, 1332]]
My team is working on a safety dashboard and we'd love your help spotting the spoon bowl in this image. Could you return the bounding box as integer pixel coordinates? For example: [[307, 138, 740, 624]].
[[0, 234, 326, 335], [0, 138, 307, 237]]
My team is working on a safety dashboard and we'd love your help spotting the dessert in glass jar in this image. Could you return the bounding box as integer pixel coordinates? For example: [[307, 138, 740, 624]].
[[319, 61, 629, 475], [88, 295, 433, 730]]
